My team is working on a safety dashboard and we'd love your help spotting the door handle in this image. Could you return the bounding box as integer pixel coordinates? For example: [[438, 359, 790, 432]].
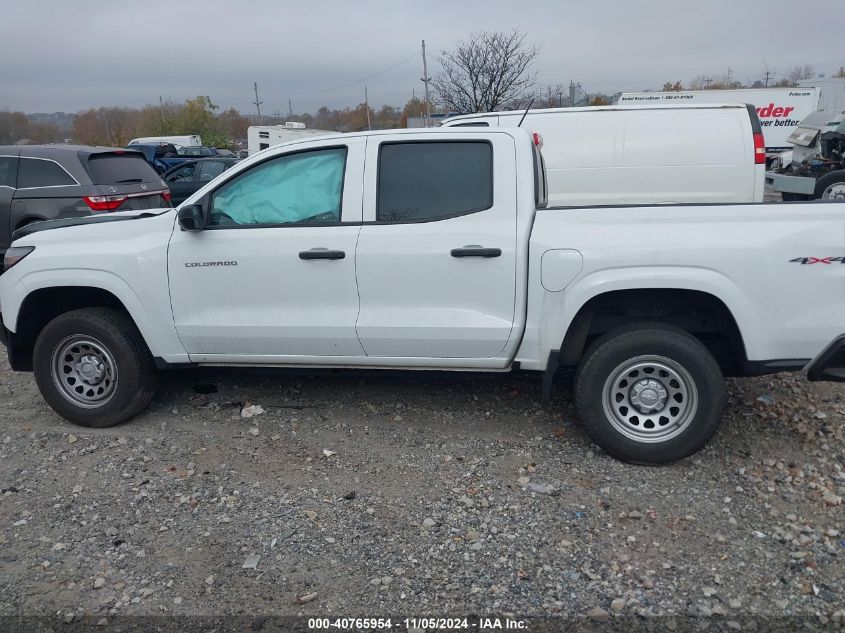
[[299, 248, 346, 260], [450, 245, 502, 258]]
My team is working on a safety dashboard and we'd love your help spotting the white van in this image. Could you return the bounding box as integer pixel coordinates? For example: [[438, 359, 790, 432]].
[[441, 104, 766, 206], [127, 135, 202, 148]]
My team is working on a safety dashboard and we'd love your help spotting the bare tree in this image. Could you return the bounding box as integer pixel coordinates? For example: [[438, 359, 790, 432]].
[[433, 29, 539, 113], [787, 64, 815, 84]]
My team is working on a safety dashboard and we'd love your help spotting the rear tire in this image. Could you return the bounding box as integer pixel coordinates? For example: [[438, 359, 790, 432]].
[[33, 308, 156, 428], [574, 323, 726, 464]]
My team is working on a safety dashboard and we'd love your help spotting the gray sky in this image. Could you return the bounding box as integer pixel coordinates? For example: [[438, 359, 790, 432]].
[[1, 0, 841, 114]]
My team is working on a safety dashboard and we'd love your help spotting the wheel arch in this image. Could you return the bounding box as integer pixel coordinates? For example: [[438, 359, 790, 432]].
[[5, 283, 155, 370], [558, 287, 747, 369]]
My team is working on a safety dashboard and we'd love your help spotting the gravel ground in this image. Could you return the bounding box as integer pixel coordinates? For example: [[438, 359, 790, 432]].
[[0, 354, 843, 630]]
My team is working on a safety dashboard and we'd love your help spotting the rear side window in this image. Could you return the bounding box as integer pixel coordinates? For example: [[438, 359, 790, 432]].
[[18, 158, 76, 188], [86, 153, 160, 184], [377, 141, 493, 222], [0, 156, 16, 188], [452, 121, 490, 127]]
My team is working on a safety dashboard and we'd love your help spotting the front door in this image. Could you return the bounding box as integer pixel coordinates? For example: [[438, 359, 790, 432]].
[[168, 138, 366, 361], [355, 135, 517, 360]]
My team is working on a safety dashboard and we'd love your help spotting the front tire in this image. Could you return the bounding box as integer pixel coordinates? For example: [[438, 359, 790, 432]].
[[33, 308, 156, 428], [574, 323, 726, 464]]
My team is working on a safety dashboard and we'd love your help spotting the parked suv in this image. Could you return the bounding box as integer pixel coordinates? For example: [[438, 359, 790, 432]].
[[0, 145, 171, 254]]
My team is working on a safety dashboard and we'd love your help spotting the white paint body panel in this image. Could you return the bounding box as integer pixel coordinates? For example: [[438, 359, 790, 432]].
[[442, 105, 764, 206], [2, 128, 844, 379]]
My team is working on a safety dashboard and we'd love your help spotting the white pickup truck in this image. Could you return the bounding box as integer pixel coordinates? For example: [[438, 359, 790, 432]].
[[2, 128, 844, 464]]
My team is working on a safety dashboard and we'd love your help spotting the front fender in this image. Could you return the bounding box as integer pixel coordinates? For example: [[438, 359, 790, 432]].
[[3, 268, 188, 363]]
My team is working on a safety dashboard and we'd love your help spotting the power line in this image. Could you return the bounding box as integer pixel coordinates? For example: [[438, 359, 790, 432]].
[[285, 52, 419, 96]]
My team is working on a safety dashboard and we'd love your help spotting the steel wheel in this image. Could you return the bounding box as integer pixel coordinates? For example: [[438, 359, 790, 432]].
[[602, 354, 698, 444], [51, 335, 119, 408], [821, 182, 845, 200]]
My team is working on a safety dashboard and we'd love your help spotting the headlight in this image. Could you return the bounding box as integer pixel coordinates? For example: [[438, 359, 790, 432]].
[[3, 246, 35, 273]]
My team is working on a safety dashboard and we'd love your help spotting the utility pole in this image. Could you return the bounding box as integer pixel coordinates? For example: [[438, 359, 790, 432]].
[[252, 82, 263, 124], [421, 40, 431, 126], [704, 77, 713, 89], [159, 95, 165, 129], [763, 70, 772, 87], [364, 85, 371, 130], [557, 91, 563, 108], [288, 98, 293, 119]]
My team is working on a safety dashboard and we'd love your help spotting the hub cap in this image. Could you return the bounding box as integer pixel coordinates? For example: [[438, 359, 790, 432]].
[[51, 336, 118, 408], [602, 355, 697, 443], [822, 182, 845, 200]]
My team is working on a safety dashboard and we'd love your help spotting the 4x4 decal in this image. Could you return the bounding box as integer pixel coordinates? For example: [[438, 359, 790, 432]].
[[789, 257, 845, 265]]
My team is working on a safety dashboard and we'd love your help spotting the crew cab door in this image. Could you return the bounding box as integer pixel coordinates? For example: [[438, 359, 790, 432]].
[[167, 138, 365, 361], [355, 134, 518, 360]]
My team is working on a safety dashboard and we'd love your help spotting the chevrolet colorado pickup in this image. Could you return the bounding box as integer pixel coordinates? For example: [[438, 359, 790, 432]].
[[1, 128, 844, 464]]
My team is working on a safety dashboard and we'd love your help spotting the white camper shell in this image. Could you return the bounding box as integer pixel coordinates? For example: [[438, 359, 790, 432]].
[[247, 123, 334, 155]]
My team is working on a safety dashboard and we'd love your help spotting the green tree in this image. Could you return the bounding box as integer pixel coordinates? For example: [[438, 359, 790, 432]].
[[177, 96, 227, 146], [0, 110, 31, 144]]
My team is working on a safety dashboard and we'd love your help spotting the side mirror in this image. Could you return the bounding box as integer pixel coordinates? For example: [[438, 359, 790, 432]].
[[178, 204, 205, 232]]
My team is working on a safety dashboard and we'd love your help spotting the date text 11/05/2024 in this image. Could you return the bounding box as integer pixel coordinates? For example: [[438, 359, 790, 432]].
[[307, 618, 527, 630]]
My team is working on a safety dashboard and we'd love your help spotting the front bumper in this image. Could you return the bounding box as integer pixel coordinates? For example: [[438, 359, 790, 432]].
[[806, 335, 845, 382], [765, 171, 816, 196]]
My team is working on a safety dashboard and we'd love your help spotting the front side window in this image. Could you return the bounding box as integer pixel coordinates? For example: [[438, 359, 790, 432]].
[[209, 147, 346, 227], [0, 156, 17, 188], [377, 141, 493, 222], [18, 158, 76, 188], [198, 161, 226, 182], [166, 164, 196, 182]]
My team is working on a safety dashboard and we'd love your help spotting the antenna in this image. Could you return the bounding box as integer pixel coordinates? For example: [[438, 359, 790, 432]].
[[517, 98, 535, 127]]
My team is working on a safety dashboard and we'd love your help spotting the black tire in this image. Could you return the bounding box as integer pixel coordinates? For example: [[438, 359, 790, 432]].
[[33, 308, 156, 428], [574, 323, 726, 464], [813, 170, 845, 200]]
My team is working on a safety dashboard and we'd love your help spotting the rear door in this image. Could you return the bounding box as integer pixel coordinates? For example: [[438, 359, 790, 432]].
[[354, 133, 518, 361]]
